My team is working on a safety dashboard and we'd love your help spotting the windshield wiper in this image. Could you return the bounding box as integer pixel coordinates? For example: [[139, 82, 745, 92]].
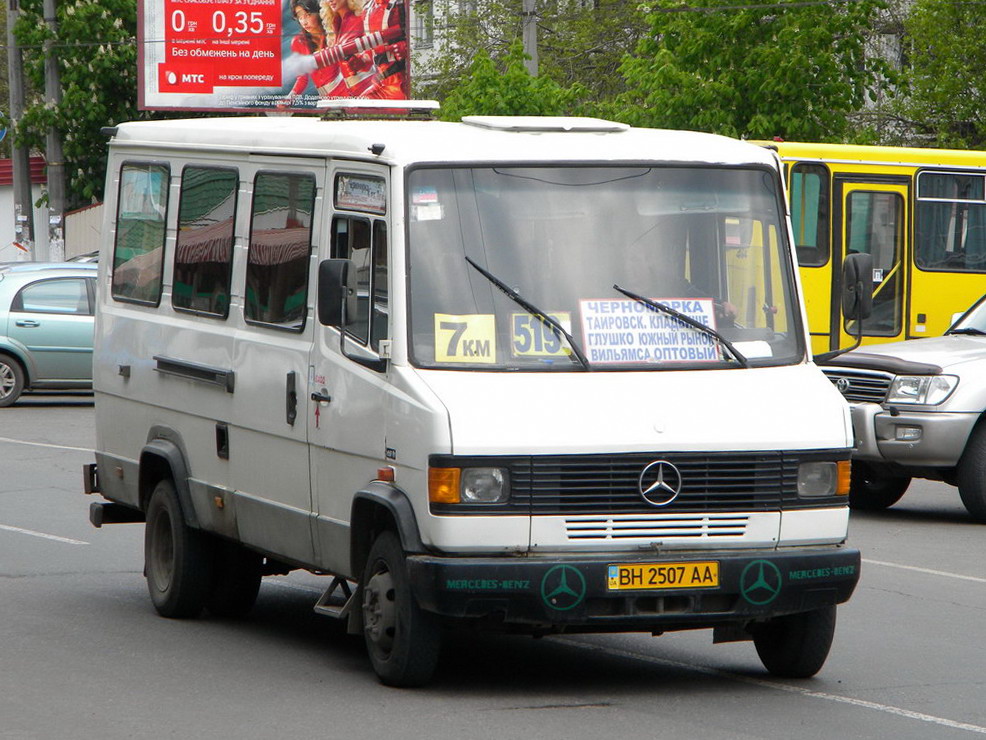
[[465, 256, 590, 370], [947, 327, 986, 336], [613, 284, 749, 368]]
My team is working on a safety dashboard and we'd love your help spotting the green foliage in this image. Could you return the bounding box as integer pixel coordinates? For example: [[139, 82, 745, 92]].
[[901, 0, 986, 149], [416, 0, 645, 104], [10, 0, 142, 207], [439, 40, 586, 119], [614, 0, 897, 142]]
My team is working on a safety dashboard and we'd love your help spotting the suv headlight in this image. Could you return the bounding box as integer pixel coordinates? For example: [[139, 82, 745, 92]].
[[886, 375, 958, 405]]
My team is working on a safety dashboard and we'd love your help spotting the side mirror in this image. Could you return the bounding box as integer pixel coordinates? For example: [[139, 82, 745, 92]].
[[842, 252, 873, 321], [317, 258, 357, 327]]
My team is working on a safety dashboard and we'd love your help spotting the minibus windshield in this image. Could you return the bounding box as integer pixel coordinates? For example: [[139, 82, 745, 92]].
[[407, 165, 803, 370]]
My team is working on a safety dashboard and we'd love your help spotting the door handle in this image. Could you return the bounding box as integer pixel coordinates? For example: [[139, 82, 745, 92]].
[[286, 371, 298, 426], [311, 390, 332, 404], [15, 319, 40, 327]]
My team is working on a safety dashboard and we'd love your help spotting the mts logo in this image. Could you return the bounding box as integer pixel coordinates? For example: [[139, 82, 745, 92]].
[[158, 64, 213, 93]]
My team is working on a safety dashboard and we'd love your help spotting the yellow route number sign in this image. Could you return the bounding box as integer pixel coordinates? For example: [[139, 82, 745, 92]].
[[511, 312, 572, 358], [434, 314, 496, 363]]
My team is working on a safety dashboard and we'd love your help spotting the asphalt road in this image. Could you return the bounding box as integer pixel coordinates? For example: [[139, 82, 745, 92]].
[[2, 394, 986, 739]]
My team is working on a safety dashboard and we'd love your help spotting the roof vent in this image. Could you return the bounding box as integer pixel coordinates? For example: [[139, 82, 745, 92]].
[[317, 98, 440, 120], [461, 116, 628, 133]]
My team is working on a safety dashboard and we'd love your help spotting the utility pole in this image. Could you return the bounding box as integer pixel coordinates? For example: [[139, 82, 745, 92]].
[[7, 0, 35, 260], [43, 0, 65, 261], [521, 0, 538, 76]]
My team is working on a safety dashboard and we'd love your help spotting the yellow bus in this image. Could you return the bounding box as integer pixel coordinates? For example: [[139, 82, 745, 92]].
[[767, 141, 986, 355]]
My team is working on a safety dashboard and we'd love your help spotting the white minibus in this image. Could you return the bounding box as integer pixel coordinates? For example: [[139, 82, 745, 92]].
[[85, 112, 860, 686]]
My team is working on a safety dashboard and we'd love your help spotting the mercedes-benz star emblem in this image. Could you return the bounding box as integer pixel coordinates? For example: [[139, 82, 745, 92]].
[[835, 377, 851, 394], [638, 460, 683, 506], [540, 565, 587, 611], [739, 559, 783, 605]]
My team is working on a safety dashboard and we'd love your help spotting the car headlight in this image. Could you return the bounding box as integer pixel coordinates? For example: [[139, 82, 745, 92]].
[[886, 375, 958, 405], [429, 466, 510, 504], [797, 460, 850, 498]]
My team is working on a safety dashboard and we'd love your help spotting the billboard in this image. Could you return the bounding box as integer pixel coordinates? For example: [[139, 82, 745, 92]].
[[139, 0, 410, 112]]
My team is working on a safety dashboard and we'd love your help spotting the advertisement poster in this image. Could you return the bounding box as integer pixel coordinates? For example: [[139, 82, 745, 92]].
[[138, 0, 411, 112]]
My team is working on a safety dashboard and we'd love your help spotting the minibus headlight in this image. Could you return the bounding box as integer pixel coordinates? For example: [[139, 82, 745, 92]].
[[428, 466, 509, 504], [461, 467, 509, 503], [886, 375, 958, 405], [797, 461, 846, 498]]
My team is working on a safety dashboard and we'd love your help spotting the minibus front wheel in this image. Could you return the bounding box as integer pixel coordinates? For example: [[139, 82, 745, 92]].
[[751, 605, 836, 678], [361, 530, 441, 687]]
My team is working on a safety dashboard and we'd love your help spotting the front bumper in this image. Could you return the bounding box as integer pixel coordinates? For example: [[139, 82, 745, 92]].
[[850, 403, 978, 467], [407, 546, 859, 631]]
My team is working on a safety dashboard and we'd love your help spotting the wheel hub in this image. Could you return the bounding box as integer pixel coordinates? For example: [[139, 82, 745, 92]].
[[362, 568, 396, 653], [0, 366, 14, 397], [149, 511, 175, 592]]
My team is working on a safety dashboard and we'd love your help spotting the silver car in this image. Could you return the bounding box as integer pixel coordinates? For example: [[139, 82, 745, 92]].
[[823, 294, 986, 521], [0, 262, 98, 406]]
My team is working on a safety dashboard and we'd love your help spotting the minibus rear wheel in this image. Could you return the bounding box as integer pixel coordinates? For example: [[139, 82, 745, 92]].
[[361, 530, 441, 687], [751, 605, 836, 678], [144, 478, 214, 618]]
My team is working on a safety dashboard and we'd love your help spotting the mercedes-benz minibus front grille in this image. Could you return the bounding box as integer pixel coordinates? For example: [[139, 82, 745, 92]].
[[430, 451, 846, 515]]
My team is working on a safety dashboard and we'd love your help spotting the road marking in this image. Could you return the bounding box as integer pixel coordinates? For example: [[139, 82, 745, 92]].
[[863, 557, 986, 585], [0, 435, 92, 453], [0, 524, 89, 545], [558, 638, 986, 735]]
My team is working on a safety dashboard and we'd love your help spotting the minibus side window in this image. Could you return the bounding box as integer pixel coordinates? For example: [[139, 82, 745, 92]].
[[172, 166, 237, 317], [332, 216, 371, 344], [245, 171, 315, 331], [915, 171, 986, 272], [789, 163, 829, 267], [111, 162, 170, 305]]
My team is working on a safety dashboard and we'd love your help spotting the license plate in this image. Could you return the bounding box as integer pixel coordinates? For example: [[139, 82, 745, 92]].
[[607, 561, 720, 591]]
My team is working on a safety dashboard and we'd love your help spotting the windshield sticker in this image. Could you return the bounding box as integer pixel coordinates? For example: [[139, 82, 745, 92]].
[[335, 174, 386, 215], [511, 312, 572, 358], [733, 340, 773, 359], [579, 298, 720, 364], [411, 187, 443, 222], [435, 314, 496, 363]]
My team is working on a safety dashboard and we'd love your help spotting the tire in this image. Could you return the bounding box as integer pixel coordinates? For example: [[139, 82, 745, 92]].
[[206, 540, 262, 619], [848, 462, 910, 511], [752, 605, 836, 679], [957, 424, 986, 522], [0, 354, 25, 408], [361, 530, 441, 687], [144, 478, 214, 618]]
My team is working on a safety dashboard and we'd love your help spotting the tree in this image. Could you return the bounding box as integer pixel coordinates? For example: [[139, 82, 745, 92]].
[[439, 40, 586, 119], [10, 0, 141, 208], [0, 3, 11, 159], [415, 0, 646, 105], [615, 0, 897, 142], [899, 0, 986, 149]]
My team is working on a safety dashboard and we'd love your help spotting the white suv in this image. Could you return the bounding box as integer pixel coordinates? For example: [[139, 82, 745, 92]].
[[823, 294, 986, 520]]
